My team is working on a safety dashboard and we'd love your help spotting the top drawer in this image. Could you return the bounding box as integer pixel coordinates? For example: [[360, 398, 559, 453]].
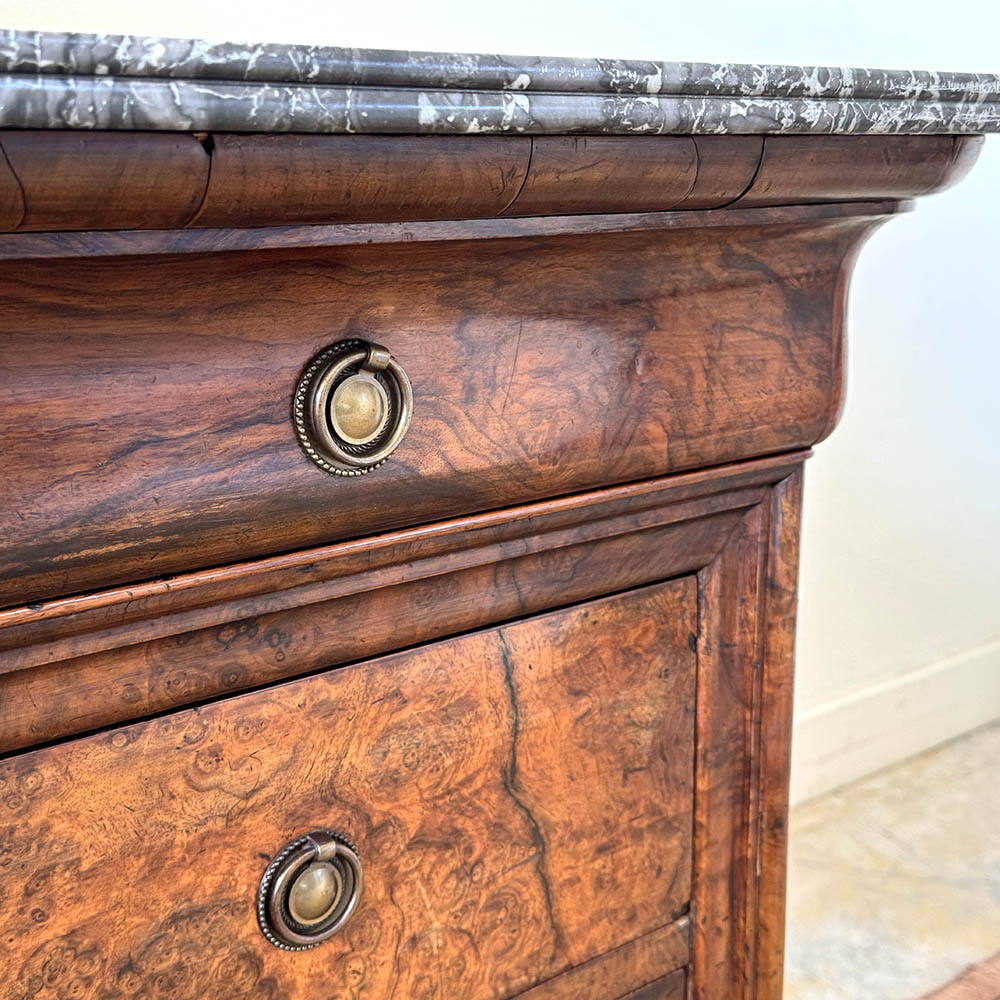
[[1, 209, 877, 605]]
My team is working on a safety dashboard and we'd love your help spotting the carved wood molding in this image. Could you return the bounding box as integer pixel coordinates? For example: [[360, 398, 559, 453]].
[[0, 131, 981, 235], [0, 454, 804, 754]]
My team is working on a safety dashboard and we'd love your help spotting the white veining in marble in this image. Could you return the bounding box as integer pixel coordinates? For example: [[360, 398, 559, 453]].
[[0, 29, 997, 135]]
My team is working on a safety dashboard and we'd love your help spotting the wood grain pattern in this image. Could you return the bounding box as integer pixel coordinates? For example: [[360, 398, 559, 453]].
[[0, 582, 696, 999], [0, 452, 803, 667], [0, 512, 735, 753], [736, 134, 983, 207], [0, 132, 977, 232], [692, 501, 767, 999], [0, 467, 787, 752], [0, 140, 23, 229], [683, 136, 764, 208], [514, 924, 688, 999], [0, 209, 884, 607], [618, 970, 687, 1000], [504, 135, 764, 217], [0, 122, 984, 1000], [502, 136, 698, 216], [193, 134, 531, 227], [0, 130, 209, 230], [0, 198, 903, 261], [689, 469, 805, 999], [753, 469, 803, 998]]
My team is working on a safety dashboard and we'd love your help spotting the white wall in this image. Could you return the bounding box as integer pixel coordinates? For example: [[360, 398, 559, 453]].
[[5, 0, 999, 802]]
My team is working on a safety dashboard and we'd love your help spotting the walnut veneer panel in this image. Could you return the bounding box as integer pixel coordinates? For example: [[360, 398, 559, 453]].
[[193, 133, 531, 226], [0, 130, 210, 229], [0, 132, 982, 231], [0, 212, 880, 606], [501, 136, 699, 215], [0, 581, 696, 999], [736, 135, 982, 206], [503, 135, 764, 217]]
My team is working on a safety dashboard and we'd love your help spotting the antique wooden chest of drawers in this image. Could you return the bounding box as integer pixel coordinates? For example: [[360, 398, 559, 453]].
[[0, 29, 996, 1000]]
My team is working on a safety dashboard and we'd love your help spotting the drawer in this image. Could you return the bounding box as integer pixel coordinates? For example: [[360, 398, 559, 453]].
[[0, 579, 696, 999], [0, 210, 877, 606]]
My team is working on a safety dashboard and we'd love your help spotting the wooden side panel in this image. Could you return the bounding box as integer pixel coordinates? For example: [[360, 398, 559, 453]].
[[514, 923, 688, 999], [502, 136, 698, 216], [754, 470, 804, 998], [0, 215, 880, 606], [736, 134, 982, 206], [0, 130, 209, 229], [689, 468, 804, 999], [193, 133, 531, 226], [692, 503, 767, 999], [0, 582, 697, 1000]]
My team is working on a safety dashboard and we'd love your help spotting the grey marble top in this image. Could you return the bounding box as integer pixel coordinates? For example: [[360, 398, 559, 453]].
[[1, 29, 998, 136]]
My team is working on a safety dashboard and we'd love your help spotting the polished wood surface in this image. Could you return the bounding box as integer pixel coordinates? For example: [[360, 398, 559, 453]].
[[0, 130, 209, 230], [0, 140, 24, 228], [0, 209, 881, 606], [194, 134, 531, 226], [618, 972, 687, 1000], [690, 470, 802, 999], [736, 135, 982, 207], [0, 197, 902, 261], [0, 455, 803, 753], [514, 924, 688, 1000], [754, 469, 804, 998], [503, 136, 765, 217], [0, 132, 979, 232], [0, 583, 696, 1000], [502, 136, 698, 216], [0, 121, 976, 998]]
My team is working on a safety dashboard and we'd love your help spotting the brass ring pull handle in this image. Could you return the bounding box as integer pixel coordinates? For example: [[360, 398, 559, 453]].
[[294, 339, 413, 476], [257, 830, 364, 950]]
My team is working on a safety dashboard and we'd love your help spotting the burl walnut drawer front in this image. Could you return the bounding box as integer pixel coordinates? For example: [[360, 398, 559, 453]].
[[0, 211, 877, 606], [1, 580, 696, 1000]]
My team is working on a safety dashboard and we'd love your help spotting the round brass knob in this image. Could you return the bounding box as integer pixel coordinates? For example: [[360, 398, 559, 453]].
[[257, 830, 363, 950], [294, 339, 413, 476]]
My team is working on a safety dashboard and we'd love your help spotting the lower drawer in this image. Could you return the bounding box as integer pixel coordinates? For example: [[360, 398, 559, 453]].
[[1, 579, 696, 999]]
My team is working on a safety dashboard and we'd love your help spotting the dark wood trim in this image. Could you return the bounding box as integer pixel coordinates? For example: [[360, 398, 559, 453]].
[[0, 130, 978, 240], [189, 133, 532, 228], [512, 919, 688, 999], [0, 130, 210, 230], [617, 970, 687, 999], [735, 134, 981, 207], [0, 198, 908, 260], [692, 497, 767, 998]]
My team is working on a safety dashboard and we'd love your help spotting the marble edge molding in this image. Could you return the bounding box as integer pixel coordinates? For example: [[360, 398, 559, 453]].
[[2, 29, 999, 103], [1, 75, 999, 135], [0, 29, 998, 135]]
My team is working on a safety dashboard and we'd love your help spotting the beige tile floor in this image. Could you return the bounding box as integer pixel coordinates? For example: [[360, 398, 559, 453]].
[[785, 720, 1000, 1000]]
